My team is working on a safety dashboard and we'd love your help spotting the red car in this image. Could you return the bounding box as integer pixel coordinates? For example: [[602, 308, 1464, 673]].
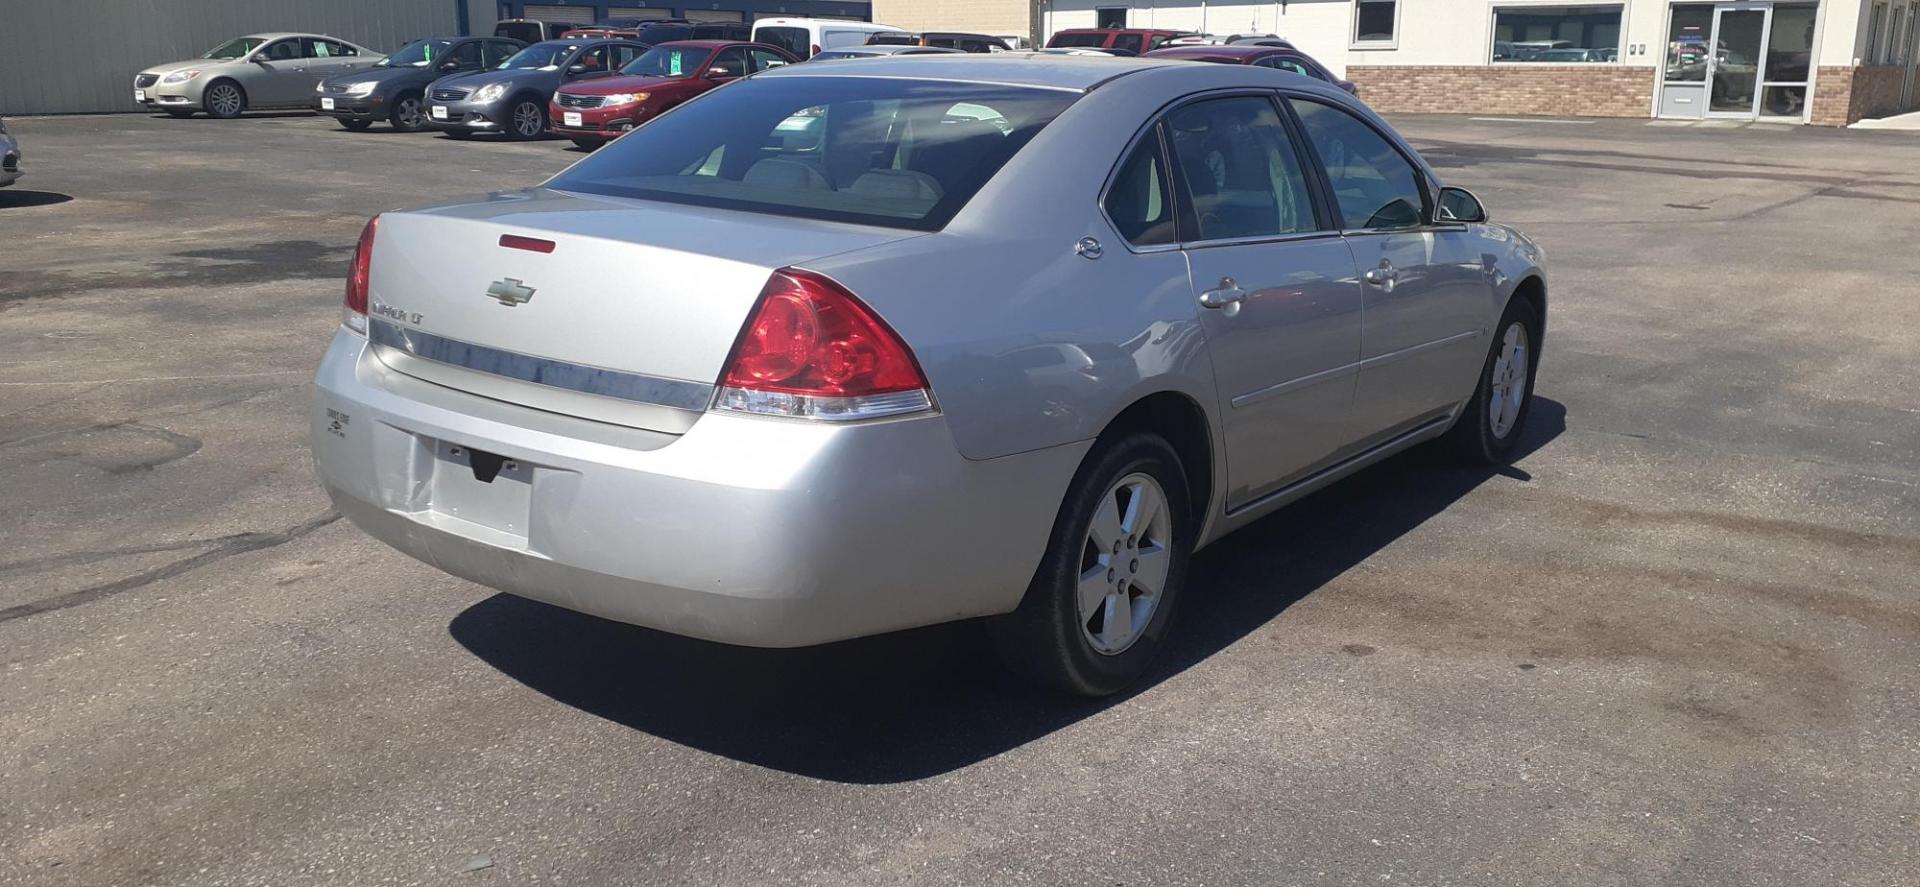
[[549, 40, 800, 149], [1142, 44, 1358, 95], [1045, 28, 1195, 55]]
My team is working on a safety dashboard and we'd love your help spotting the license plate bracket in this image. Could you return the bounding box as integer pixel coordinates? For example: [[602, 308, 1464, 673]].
[[431, 105, 449, 120], [563, 111, 582, 127], [429, 440, 533, 540], [320, 97, 335, 110]]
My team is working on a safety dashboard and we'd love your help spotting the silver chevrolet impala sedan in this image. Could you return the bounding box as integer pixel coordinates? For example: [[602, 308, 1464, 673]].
[[312, 55, 1546, 695]]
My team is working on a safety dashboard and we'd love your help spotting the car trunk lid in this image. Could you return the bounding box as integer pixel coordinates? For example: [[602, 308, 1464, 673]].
[[365, 189, 917, 433]]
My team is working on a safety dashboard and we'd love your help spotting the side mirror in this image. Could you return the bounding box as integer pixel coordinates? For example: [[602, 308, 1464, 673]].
[[1436, 186, 1488, 223], [707, 68, 736, 79], [566, 64, 588, 76], [437, 58, 461, 71]]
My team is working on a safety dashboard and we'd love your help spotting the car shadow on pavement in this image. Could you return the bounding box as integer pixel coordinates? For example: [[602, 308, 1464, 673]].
[[0, 190, 74, 209], [451, 397, 1567, 784]]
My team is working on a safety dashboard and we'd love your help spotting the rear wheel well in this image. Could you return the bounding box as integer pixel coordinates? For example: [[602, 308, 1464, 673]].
[[1098, 392, 1214, 532]]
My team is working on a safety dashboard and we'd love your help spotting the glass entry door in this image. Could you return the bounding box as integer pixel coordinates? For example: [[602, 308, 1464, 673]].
[[1661, 5, 1716, 117], [1707, 6, 1771, 115]]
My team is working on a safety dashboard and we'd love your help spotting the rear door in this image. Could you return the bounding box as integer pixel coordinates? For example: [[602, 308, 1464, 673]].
[[1167, 93, 1364, 507], [1287, 97, 1490, 443]]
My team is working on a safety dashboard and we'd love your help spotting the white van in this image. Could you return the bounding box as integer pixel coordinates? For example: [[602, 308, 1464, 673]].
[[752, 18, 908, 59]]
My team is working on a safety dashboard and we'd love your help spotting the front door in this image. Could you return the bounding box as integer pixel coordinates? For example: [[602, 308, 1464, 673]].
[[249, 38, 308, 107], [1287, 97, 1490, 445], [1660, 5, 1716, 118], [1165, 94, 1364, 508], [1707, 5, 1771, 117]]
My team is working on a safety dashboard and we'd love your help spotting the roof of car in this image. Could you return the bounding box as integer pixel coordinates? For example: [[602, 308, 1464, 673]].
[[1147, 45, 1284, 61], [650, 39, 738, 50], [755, 53, 1199, 91]]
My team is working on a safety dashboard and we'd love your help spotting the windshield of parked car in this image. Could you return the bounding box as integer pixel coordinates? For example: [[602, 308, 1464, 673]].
[[618, 45, 705, 78], [499, 42, 580, 70], [548, 78, 1077, 231], [378, 39, 453, 67], [1048, 32, 1111, 48], [203, 38, 266, 59]]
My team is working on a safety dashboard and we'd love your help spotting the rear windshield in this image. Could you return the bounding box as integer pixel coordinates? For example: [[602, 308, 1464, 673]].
[[756, 26, 809, 57], [547, 78, 1077, 231], [1048, 32, 1110, 48]]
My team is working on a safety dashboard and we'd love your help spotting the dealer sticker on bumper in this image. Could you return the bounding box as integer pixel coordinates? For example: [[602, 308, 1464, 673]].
[[135, 89, 147, 102], [563, 111, 582, 127], [431, 105, 449, 120], [320, 97, 335, 111]]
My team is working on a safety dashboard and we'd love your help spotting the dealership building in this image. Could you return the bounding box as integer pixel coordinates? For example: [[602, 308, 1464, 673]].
[[874, 0, 1920, 125]]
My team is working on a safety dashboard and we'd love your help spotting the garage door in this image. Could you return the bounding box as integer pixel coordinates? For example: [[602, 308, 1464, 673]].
[[602, 5, 675, 18], [521, 5, 591, 21], [685, 9, 744, 21]]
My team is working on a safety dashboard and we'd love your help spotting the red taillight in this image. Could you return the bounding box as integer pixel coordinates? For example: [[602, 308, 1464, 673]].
[[715, 268, 931, 420], [343, 215, 378, 332]]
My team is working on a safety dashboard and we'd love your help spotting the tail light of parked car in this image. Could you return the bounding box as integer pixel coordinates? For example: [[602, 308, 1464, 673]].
[[713, 268, 933, 421], [343, 215, 378, 334]]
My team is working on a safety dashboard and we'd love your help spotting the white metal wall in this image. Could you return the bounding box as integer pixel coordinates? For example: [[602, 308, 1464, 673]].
[[0, 0, 498, 115]]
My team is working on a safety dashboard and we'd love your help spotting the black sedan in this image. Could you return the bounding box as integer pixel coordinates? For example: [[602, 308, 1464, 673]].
[[315, 36, 524, 132], [424, 38, 646, 140]]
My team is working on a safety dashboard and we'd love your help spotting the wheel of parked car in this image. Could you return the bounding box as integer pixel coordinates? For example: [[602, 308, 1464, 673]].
[[506, 98, 547, 141], [570, 136, 604, 151], [1445, 297, 1541, 463], [204, 81, 246, 119], [338, 119, 372, 132], [989, 432, 1192, 697], [388, 92, 428, 133]]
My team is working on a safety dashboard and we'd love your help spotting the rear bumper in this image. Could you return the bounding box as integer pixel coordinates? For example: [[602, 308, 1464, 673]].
[[0, 146, 18, 188], [310, 329, 1083, 647]]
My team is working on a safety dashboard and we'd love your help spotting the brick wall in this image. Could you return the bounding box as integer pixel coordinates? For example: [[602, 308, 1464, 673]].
[[1811, 66, 1910, 126], [870, 0, 1030, 40], [1346, 66, 1658, 118]]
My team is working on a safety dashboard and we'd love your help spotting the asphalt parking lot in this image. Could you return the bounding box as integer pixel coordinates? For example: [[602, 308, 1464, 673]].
[[2, 112, 1917, 886]]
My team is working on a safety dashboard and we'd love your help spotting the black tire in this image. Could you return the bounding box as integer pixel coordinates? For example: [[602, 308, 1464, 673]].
[[988, 432, 1193, 697], [505, 98, 547, 140], [388, 92, 427, 132], [570, 136, 605, 151], [1444, 297, 1542, 463], [203, 81, 246, 119], [338, 118, 372, 131], [164, 108, 196, 119]]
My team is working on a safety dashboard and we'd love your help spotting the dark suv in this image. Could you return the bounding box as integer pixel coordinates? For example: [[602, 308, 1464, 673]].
[[316, 36, 524, 132]]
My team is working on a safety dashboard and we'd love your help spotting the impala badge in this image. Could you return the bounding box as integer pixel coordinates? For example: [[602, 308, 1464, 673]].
[[487, 277, 536, 307]]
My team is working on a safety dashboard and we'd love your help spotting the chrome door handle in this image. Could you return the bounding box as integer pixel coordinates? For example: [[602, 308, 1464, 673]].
[[1363, 263, 1399, 287], [1198, 278, 1246, 310]]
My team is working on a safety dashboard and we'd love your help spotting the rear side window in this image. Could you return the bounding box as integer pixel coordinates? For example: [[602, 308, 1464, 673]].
[[1287, 99, 1425, 230], [1111, 33, 1145, 54], [1104, 129, 1176, 246], [548, 79, 1078, 231], [757, 26, 809, 56], [1165, 96, 1319, 241], [748, 48, 792, 72]]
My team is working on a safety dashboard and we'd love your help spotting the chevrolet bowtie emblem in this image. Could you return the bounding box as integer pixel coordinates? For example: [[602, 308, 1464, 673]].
[[487, 277, 536, 307]]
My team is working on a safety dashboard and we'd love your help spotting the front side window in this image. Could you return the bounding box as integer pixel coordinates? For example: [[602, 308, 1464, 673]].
[[260, 40, 300, 61], [203, 37, 265, 59], [1491, 5, 1623, 62], [1164, 96, 1319, 242], [1353, 0, 1398, 45], [448, 41, 484, 69], [1112, 33, 1145, 54], [708, 47, 751, 78], [572, 45, 611, 73], [1288, 99, 1425, 231], [547, 79, 1077, 230], [1104, 129, 1176, 246]]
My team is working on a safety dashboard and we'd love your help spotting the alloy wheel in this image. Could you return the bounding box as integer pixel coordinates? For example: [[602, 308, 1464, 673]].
[[1077, 472, 1173, 656], [1487, 321, 1530, 439], [395, 97, 424, 130], [207, 84, 242, 117], [512, 101, 543, 138]]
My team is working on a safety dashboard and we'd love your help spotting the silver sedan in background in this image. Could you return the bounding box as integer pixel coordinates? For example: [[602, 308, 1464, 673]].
[[135, 33, 380, 118], [311, 56, 1547, 696]]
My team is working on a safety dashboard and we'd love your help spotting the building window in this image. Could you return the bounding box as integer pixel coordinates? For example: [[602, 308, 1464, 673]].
[[1492, 5, 1624, 62], [1868, 2, 1888, 63], [1097, 7, 1128, 30], [1353, 0, 1398, 47]]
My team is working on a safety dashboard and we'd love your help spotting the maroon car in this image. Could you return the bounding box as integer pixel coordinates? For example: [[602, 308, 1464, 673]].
[[549, 40, 799, 149], [1045, 28, 1194, 55], [1143, 44, 1357, 95]]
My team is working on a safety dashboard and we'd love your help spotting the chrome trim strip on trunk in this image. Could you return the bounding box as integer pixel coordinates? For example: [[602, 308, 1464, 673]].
[[368, 318, 714, 411]]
